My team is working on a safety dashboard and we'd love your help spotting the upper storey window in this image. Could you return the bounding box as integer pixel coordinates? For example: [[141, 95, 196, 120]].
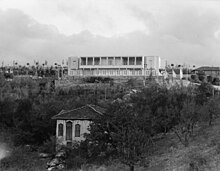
[[129, 57, 135, 65], [101, 57, 107, 65], [94, 57, 100, 65], [122, 57, 128, 65], [136, 57, 142, 65], [81, 58, 86, 65], [115, 57, 121, 65], [108, 57, 114, 65], [87, 57, 93, 65]]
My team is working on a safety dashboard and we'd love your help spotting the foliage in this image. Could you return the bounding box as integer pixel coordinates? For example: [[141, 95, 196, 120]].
[[195, 82, 214, 105], [1, 76, 220, 170], [199, 97, 220, 126], [190, 74, 200, 83], [198, 73, 206, 82], [84, 77, 113, 83], [38, 136, 56, 154], [86, 102, 151, 171], [173, 100, 199, 147]]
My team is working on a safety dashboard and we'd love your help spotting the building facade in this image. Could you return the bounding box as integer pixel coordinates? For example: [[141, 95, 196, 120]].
[[192, 66, 220, 77], [52, 105, 105, 148], [68, 56, 166, 77]]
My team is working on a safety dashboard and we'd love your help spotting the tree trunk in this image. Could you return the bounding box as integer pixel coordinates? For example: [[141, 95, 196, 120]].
[[209, 114, 213, 126], [129, 165, 134, 171]]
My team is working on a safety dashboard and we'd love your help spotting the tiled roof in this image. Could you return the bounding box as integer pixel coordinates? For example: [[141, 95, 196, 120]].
[[193, 66, 220, 71], [51, 105, 105, 120]]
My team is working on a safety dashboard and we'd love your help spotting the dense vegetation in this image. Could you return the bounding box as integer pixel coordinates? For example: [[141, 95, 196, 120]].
[[0, 74, 220, 170], [83, 82, 220, 171]]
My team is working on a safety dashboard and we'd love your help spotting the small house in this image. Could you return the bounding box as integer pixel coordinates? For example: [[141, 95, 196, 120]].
[[52, 105, 105, 148]]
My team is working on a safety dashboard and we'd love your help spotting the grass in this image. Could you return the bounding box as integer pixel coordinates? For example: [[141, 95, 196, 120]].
[[144, 118, 220, 171]]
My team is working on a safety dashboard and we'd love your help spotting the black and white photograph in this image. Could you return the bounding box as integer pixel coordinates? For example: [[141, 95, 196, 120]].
[[0, 0, 220, 170]]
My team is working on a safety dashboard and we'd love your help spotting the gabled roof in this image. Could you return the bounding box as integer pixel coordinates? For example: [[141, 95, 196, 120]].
[[51, 104, 106, 120], [193, 66, 220, 71]]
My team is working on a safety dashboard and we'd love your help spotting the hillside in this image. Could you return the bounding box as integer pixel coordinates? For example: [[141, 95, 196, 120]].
[[78, 117, 220, 171], [144, 118, 220, 171], [1, 117, 220, 171]]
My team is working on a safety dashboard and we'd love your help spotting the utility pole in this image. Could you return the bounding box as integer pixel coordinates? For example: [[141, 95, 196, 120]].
[[144, 64, 147, 86], [171, 64, 174, 83]]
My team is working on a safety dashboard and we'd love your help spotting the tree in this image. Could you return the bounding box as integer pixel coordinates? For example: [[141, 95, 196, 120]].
[[195, 82, 214, 105], [0, 71, 6, 100], [86, 102, 151, 171], [199, 97, 220, 126], [172, 100, 199, 147]]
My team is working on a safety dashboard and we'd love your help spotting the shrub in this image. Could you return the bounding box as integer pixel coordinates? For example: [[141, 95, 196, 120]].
[[38, 136, 56, 154]]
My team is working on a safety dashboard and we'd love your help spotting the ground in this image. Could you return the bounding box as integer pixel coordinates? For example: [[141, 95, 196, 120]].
[[2, 118, 220, 171], [146, 118, 220, 171]]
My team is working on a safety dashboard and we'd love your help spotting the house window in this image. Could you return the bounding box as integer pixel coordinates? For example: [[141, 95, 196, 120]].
[[66, 121, 72, 140], [75, 124, 81, 137], [58, 123, 63, 136]]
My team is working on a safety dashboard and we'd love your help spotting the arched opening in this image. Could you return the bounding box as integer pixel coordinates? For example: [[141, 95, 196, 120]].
[[58, 123, 63, 136], [75, 124, 81, 137], [66, 121, 72, 140]]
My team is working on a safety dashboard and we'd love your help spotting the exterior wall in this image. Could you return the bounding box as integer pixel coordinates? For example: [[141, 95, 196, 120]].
[[68, 57, 79, 75], [68, 56, 165, 77], [69, 69, 157, 77], [193, 70, 220, 77], [204, 71, 220, 77], [160, 58, 167, 69], [56, 119, 91, 147]]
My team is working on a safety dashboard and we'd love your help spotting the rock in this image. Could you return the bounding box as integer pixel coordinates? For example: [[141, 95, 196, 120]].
[[55, 150, 67, 158], [39, 153, 52, 158]]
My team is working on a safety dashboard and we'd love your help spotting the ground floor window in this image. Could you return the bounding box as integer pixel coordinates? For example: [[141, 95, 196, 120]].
[[75, 124, 81, 137], [58, 123, 63, 136], [66, 121, 72, 140]]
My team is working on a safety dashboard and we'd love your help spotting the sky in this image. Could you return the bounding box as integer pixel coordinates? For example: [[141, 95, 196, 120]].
[[0, 0, 220, 67]]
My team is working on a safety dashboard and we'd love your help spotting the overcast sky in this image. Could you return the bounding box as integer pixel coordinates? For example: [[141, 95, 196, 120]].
[[0, 0, 220, 67]]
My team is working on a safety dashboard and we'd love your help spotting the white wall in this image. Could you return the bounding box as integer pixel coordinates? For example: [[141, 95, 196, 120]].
[[56, 119, 91, 146]]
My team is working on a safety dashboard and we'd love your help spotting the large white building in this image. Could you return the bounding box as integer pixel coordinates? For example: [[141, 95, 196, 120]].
[[68, 56, 167, 77]]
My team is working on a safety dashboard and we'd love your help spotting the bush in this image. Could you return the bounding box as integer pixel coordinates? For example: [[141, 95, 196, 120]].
[[38, 136, 56, 154], [57, 144, 88, 170], [84, 77, 113, 83]]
